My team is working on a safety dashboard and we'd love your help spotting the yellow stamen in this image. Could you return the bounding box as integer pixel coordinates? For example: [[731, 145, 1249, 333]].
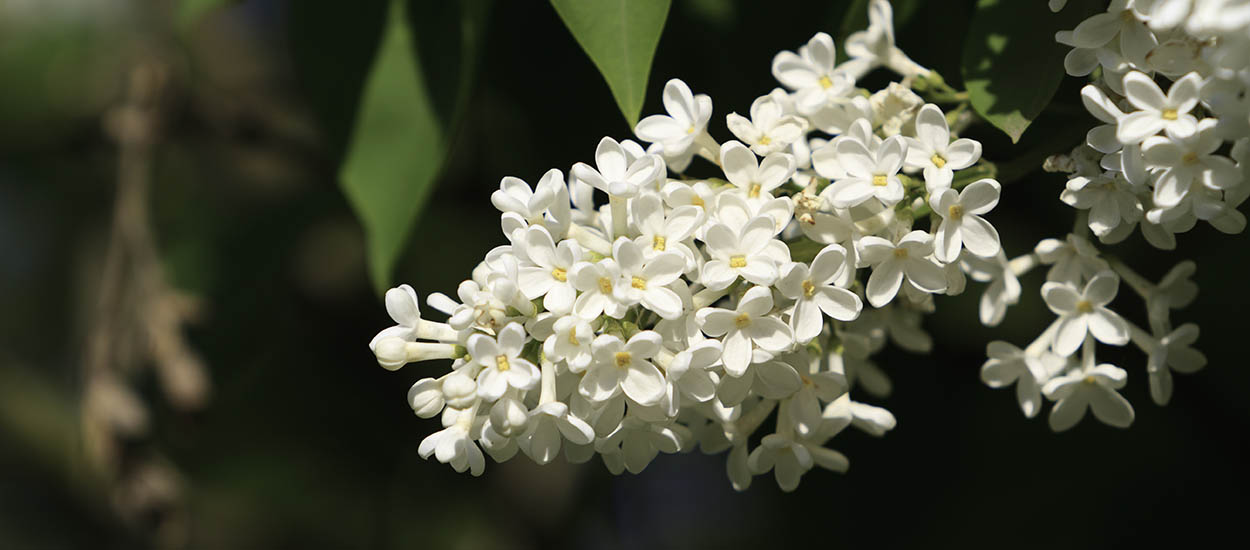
[[691, 195, 705, 208], [873, 175, 889, 187], [948, 204, 964, 220], [734, 313, 752, 328], [568, 332, 580, 346], [729, 255, 747, 268], [893, 248, 908, 259], [1182, 152, 1199, 165], [1162, 108, 1178, 120], [819, 75, 833, 89], [931, 153, 947, 168], [552, 267, 567, 282], [631, 276, 647, 290], [749, 183, 762, 198], [1076, 300, 1093, 314], [686, 125, 696, 134], [495, 354, 511, 372], [758, 135, 772, 145], [652, 235, 667, 251], [598, 277, 613, 294], [614, 352, 632, 368], [802, 279, 816, 298], [1084, 375, 1097, 384]]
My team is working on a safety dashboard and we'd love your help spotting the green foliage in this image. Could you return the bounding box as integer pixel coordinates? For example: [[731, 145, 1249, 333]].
[[962, 0, 1095, 143], [177, 0, 233, 31], [340, 1, 445, 294], [550, 0, 672, 128]]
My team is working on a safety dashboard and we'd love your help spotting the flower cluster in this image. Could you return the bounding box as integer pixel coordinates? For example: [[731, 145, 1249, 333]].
[[972, 0, 1234, 430]]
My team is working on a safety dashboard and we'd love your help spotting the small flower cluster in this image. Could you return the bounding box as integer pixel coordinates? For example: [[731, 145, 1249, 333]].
[[973, 0, 1234, 430], [369, 0, 1009, 491]]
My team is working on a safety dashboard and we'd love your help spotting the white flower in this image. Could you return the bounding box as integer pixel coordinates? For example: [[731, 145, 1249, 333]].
[[1035, 234, 1109, 284], [771, 32, 855, 114], [516, 226, 582, 314], [1117, 71, 1202, 144], [720, 140, 797, 203], [841, 0, 930, 79], [518, 402, 596, 465], [569, 258, 628, 319], [822, 135, 909, 208], [1081, 84, 1127, 154], [596, 416, 687, 474], [726, 95, 809, 156], [467, 323, 540, 401], [1145, 323, 1206, 405], [716, 358, 803, 407], [631, 193, 703, 272], [635, 79, 713, 160], [695, 286, 794, 377], [747, 434, 815, 492], [1143, 118, 1241, 207], [1043, 364, 1135, 431], [1060, 173, 1143, 238], [905, 104, 982, 192], [858, 230, 947, 308], [662, 340, 722, 416], [418, 424, 485, 476], [491, 169, 562, 226], [1042, 271, 1130, 356], [407, 378, 444, 418], [571, 136, 663, 198], [610, 238, 687, 320], [962, 251, 1022, 327], [869, 82, 922, 137], [1069, 0, 1158, 67], [980, 341, 1057, 418], [776, 245, 863, 343], [580, 331, 667, 406], [543, 315, 594, 372], [930, 178, 1002, 262], [699, 216, 784, 290]]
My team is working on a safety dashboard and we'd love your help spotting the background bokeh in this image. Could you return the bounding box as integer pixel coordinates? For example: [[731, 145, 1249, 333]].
[[1, 0, 1247, 548]]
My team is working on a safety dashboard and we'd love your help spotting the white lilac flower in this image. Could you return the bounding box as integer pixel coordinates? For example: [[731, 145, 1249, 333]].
[[631, 193, 703, 272], [858, 230, 947, 308], [1043, 364, 1135, 431], [929, 178, 1002, 262], [418, 423, 486, 476], [696, 286, 794, 377], [467, 323, 540, 401], [407, 378, 445, 418], [1117, 71, 1202, 144], [771, 32, 855, 114], [570, 136, 664, 198], [841, 0, 930, 79], [720, 140, 797, 203], [905, 104, 982, 192], [962, 251, 1022, 327], [716, 359, 802, 407], [610, 238, 687, 320], [981, 340, 1059, 418], [580, 331, 667, 406], [822, 135, 909, 208], [491, 169, 562, 226], [1069, 0, 1159, 67], [726, 95, 809, 156], [1060, 172, 1143, 238], [635, 79, 713, 166], [595, 416, 687, 474], [518, 402, 595, 465], [700, 216, 784, 290], [747, 434, 815, 492], [569, 258, 628, 319], [1144, 323, 1206, 405], [1143, 118, 1241, 207], [869, 82, 922, 138], [543, 315, 594, 372], [1035, 234, 1109, 284], [516, 226, 582, 315], [662, 340, 722, 416], [1081, 84, 1127, 154], [1042, 271, 1130, 356], [776, 245, 863, 343]]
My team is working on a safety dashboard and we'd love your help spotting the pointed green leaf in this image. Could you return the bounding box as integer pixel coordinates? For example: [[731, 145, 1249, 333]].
[[962, 0, 1096, 143], [340, 0, 444, 294], [550, 0, 671, 127]]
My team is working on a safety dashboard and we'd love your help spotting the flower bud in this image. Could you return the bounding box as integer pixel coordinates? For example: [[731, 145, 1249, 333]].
[[408, 378, 444, 418]]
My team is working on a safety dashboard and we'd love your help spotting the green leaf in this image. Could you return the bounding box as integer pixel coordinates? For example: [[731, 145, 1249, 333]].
[[962, 0, 1096, 143], [550, 0, 671, 127], [340, 0, 445, 294], [176, 0, 233, 31]]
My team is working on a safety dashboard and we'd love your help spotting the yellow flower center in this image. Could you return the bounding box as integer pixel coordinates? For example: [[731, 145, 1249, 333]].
[[631, 276, 647, 290], [598, 277, 613, 294], [552, 267, 567, 282], [819, 75, 833, 89], [652, 235, 667, 251], [749, 183, 762, 198], [893, 247, 909, 259], [873, 174, 889, 187], [948, 204, 964, 221], [729, 255, 747, 268], [1076, 300, 1094, 313], [1162, 108, 1178, 120], [495, 354, 511, 372], [614, 351, 632, 368], [931, 153, 947, 168], [1182, 152, 1199, 165], [734, 313, 752, 328], [758, 135, 772, 145], [568, 332, 580, 346], [1083, 375, 1097, 384], [691, 195, 705, 208], [802, 279, 816, 298], [687, 126, 696, 134]]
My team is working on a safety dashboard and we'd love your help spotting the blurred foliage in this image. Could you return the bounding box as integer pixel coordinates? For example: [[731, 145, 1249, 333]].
[[0, 0, 1248, 549]]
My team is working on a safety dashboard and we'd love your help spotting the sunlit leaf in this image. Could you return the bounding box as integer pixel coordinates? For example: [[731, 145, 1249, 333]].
[[550, 0, 671, 127]]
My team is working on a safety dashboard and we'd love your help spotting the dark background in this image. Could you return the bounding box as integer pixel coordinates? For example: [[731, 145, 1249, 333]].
[[1, 0, 1246, 548]]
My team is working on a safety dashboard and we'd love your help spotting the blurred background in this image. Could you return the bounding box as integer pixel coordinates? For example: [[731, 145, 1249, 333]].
[[1, 0, 1247, 548]]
